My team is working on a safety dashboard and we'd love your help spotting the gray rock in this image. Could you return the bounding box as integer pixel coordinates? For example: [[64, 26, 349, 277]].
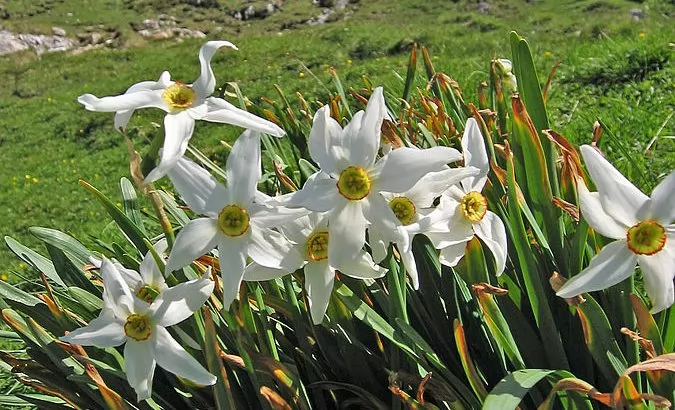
[[0, 30, 75, 55], [52, 26, 66, 37], [629, 8, 644, 21]]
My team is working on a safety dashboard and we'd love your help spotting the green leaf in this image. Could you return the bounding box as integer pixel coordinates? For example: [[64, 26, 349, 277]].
[[484, 369, 567, 410], [29, 227, 91, 267], [120, 177, 146, 236], [4, 236, 67, 288]]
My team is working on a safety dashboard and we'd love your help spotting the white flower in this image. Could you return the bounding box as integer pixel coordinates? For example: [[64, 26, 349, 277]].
[[494, 58, 517, 93], [77, 41, 284, 183], [557, 145, 675, 312], [243, 213, 386, 324], [165, 130, 305, 306], [112, 239, 169, 303], [284, 87, 462, 269], [417, 118, 508, 274], [60, 258, 216, 401]]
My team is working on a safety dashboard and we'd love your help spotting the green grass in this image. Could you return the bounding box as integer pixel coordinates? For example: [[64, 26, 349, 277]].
[[0, 0, 673, 281]]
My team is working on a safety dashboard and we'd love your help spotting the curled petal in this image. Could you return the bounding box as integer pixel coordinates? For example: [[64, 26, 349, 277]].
[[474, 211, 508, 275], [304, 262, 334, 325], [556, 240, 637, 298], [401, 246, 420, 290], [145, 111, 195, 183], [78, 90, 167, 113], [114, 71, 172, 131], [150, 274, 214, 327], [60, 309, 125, 347], [201, 98, 285, 136], [191, 40, 238, 99], [577, 178, 628, 239], [153, 327, 216, 386], [165, 218, 221, 273], [167, 156, 229, 217], [460, 118, 489, 192], [124, 340, 156, 402]]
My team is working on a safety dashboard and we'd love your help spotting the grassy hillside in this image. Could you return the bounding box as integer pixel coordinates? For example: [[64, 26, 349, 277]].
[[0, 0, 673, 281]]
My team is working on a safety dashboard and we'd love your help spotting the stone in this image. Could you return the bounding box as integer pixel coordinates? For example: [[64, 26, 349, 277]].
[[52, 27, 66, 37]]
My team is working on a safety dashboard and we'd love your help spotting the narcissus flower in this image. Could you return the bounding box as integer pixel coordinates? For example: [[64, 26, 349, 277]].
[[165, 131, 305, 306], [557, 145, 675, 312], [77, 41, 284, 183], [417, 118, 507, 274], [284, 87, 461, 269], [244, 213, 386, 324], [60, 258, 215, 401]]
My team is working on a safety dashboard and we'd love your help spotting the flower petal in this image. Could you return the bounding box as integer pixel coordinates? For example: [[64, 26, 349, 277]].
[[78, 89, 167, 113], [153, 327, 216, 386], [474, 211, 508, 275], [638, 240, 675, 313], [145, 111, 195, 183], [328, 201, 366, 267], [139, 239, 168, 289], [556, 240, 637, 298], [150, 274, 214, 327], [101, 258, 135, 318], [460, 118, 489, 192], [577, 178, 628, 239], [250, 203, 310, 229], [218, 238, 248, 307], [404, 166, 481, 208], [336, 250, 387, 280], [165, 218, 221, 273], [114, 71, 173, 131], [227, 130, 261, 206], [401, 246, 420, 290], [304, 261, 334, 325], [201, 97, 285, 136], [244, 262, 294, 281], [124, 340, 156, 402], [167, 156, 229, 217], [285, 172, 340, 212], [308, 106, 345, 176], [344, 87, 385, 168], [191, 41, 238, 99], [438, 242, 467, 267], [580, 145, 648, 226], [60, 309, 126, 347], [648, 171, 675, 225], [371, 146, 462, 193], [248, 226, 305, 271]]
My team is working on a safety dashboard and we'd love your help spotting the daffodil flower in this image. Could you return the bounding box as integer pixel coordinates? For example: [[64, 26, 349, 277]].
[[557, 145, 675, 312], [284, 87, 462, 268], [165, 130, 305, 306], [243, 213, 386, 324], [60, 258, 216, 401], [113, 239, 169, 304], [417, 118, 507, 274], [77, 41, 284, 183]]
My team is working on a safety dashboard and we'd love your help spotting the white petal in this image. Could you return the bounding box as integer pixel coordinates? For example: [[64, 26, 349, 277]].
[[248, 226, 305, 271], [577, 178, 628, 239], [200, 98, 285, 136], [145, 111, 195, 183], [580, 145, 648, 226], [401, 246, 420, 290], [165, 218, 221, 272], [139, 239, 168, 289], [115, 262, 143, 291], [342, 111, 364, 164], [218, 238, 248, 307], [404, 166, 481, 208], [78, 90, 167, 113], [336, 250, 387, 280], [638, 241, 675, 313], [124, 340, 156, 402], [474, 211, 508, 275], [438, 242, 467, 267], [250, 203, 311, 229], [460, 118, 489, 192], [167, 156, 229, 217], [114, 71, 173, 131], [367, 223, 390, 263], [355, 87, 386, 167], [308, 106, 345, 176], [279, 214, 318, 243], [60, 309, 126, 347], [285, 172, 340, 212], [191, 40, 238, 99], [648, 171, 675, 225], [328, 201, 366, 267], [153, 327, 216, 386], [101, 258, 135, 318], [227, 130, 261, 206], [556, 240, 637, 298], [150, 275, 214, 327], [304, 261, 334, 325], [244, 262, 294, 281], [371, 146, 462, 193]]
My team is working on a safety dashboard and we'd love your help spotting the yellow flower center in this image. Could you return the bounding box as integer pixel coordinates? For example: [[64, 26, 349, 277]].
[[217, 205, 250, 237], [337, 166, 371, 201], [460, 191, 488, 223], [306, 231, 329, 262], [124, 313, 152, 341], [136, 285, 160, 304], [626, 220, 666, 256], [390, 196, 416, 225], [162, 82, 196, 112]]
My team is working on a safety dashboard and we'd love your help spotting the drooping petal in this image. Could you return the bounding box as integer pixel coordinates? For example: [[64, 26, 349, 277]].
[[460, 118, 489, 192], [648, 171, 675, 225], [304, 261, 334, 325], [60, 309, 126, 347], [201, 97, 285, 136], [474, 211, 508, 275], [244, 262, 296, 281], [556, 240, 637, 298], [165, 218, 221, 273], [580, 145, 648, 226], [404, 166, 481, 208], [218, 238, 248, 307], [577, 178, 628, 239], [150, 274, 214, 327], [153, 326, 216, 387], [371, 146, 462, 193], [438, 242, 468, 267], [191, 41, 238, 99], [167, 156, 229, 217], [401, 246, 420, 290], [124, 340, 156, 402], [78, 90, 167, 113], [101, 258, 135, 318], [328, 201, 366, 267], [114, 71, 173, 131], [363, 192, 409, 257], [336, 250, 387, 280], [638, 241, 675, 313], [308, 106, 346, 176], [139, 239, 168, 289], [285, 172, 341, 212], [227, 130, 261, 206], [145, 111, 195, 183], [248, 226, 305, 271]]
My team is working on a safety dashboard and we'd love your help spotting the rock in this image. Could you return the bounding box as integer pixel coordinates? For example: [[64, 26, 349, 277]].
[[143, 19, 160, 29], [0, 30, 76, 55], [90, 32, 103, 45], [477, 1, 491, 14], [52, 26, 66, 37], [629, 8, 644, 21]]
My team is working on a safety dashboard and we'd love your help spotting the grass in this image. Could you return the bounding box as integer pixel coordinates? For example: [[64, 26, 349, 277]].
[[0, 0, 672, 281]]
